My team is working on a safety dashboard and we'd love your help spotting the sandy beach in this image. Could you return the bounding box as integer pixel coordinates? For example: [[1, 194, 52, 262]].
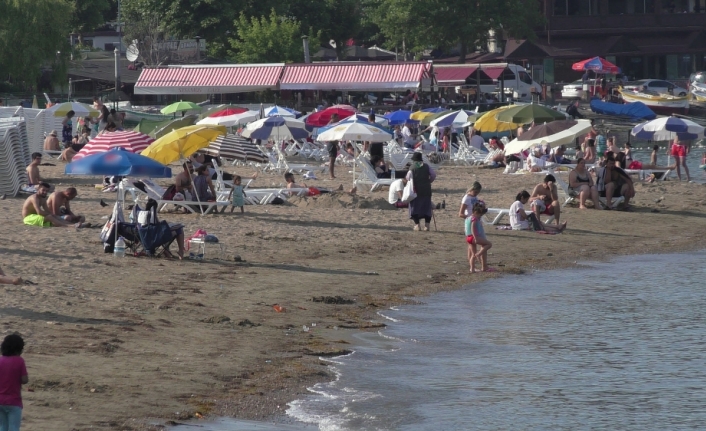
[[2, 159, 706, 430]]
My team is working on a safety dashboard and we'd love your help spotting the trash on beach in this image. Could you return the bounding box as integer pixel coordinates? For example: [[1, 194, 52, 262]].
[[273, 304, 285, 312]]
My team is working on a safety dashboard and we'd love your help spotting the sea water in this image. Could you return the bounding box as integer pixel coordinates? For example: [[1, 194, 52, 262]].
[[173, 251, 706, 430]]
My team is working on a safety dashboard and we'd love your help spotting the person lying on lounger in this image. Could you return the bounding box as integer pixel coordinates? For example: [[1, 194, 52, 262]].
[[47, 187, 86, 224], [21, 183, 85, 228], [284, 172, 356, 196]]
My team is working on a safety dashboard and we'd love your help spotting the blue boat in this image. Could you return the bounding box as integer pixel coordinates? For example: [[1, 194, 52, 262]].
[[590, 98, 656, 121]]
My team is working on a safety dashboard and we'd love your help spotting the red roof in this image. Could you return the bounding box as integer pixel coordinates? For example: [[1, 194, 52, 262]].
[[434, 66, 478, 85], [134, 64, 284, 95], [280, 62, 431, 91], [483, 67, 506, 79]]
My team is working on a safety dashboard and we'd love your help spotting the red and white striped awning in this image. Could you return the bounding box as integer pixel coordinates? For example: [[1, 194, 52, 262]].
[[280, 62, 432, 91], [434, 65, 479, 86], [73, 131, 154, 161], [134, 64, 285, 95]]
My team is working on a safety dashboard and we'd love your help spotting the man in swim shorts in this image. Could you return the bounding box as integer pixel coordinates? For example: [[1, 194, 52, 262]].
[[47, 187, 86, 224], [21, 183, 83, 228], [530, 174, 562, 226], [25, 152, 43, 187]]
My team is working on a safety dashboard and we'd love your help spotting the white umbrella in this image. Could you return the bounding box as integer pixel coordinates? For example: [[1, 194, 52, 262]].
[[317, 120, 393, 143], [504, 119, 593, 155], [631, 116, 705, 141], [429, 110, 478, 127], [196, 110, 260, 127], [241, 116, 309, 140], [263, 105, 298, 117]]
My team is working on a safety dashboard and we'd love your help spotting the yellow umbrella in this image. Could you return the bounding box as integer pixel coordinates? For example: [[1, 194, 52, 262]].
[[48, 102, 100, 118], [473, 105, 521, 133], [410, 111, 435, 121], [140, 125, 227, 165]]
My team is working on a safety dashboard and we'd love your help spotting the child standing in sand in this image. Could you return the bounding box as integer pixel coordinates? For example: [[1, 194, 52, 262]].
[[0, 334, 29, 430], [229, 176, 246, 213], [465, 202, 493, 273]]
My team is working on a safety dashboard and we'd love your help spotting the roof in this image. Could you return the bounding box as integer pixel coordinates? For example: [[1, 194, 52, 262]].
[[279, 62, 432, 91], [434, 66, 478, 85], [134, 64, 285, 95], [312, 45, 397, 61], [68, 57, 143, 84]]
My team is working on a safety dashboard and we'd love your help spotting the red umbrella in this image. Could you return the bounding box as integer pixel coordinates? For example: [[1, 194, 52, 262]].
[[329, 104, 358, 112], [571, 56, 620, 74], [73, 131, 155, 161], [305, 107, 356, 127], [210, 107, 248, 117]]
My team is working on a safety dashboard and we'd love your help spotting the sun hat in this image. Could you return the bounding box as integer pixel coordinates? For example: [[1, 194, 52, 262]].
[[50, 130, 57, 136], [411, 152, 423, 162]]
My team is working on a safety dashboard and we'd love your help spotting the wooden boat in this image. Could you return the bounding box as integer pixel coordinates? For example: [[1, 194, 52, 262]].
[[618, 88, 689, 115]]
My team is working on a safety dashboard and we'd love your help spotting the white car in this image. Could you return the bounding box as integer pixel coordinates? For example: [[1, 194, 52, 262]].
[[622, 79, 688, 96], [561, 80, 584, 99]]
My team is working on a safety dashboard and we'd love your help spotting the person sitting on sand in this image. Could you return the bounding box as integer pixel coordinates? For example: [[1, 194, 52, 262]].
[[510, 190, 566, 232], [192, 165, 217, 202], [47, 187, 86, 224], [26, 152, 43, 187], [388, 177, 408, 208], [43, 130, 61, 151], [175, 161, 195, 199], [568, 158, 600, 209], [530, 174, 562, 226], [596, 152, 635, 209], [284, 172, 355, 196], [22, 182, 84, 228], [0, 266, 23, 285]]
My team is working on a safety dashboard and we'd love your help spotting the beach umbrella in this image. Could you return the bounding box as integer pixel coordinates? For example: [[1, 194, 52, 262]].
[[242, 116, 309, 140], [141, 125, 227, 165], [132, 118, 171, 136], [160, 101, 201, 115], [305, 106, 357, 127], [572, 56, 620, 74], [420, 110, 452, 127], [73, 131, 154, 161], [473, 106, 521, 133], [494, 104, 566, 125], [383, 110, 417, 126], [209, 107, 248, 117], [316, 115, 392, 136], [152, 115, 199, 139], [196, 110, 260, 127], [317, 120, 393, 143], [328, 104, 358, 112], [47, 102, 99, 118], [201, 134, 268, 163], [504, 119, 593, 155], [429, 110, 479, 128], [410, 107, 446, 121], [264, 105, 299, 117], [631, 116, 705, 141], [66, 147, 172, 177], [31, 95, 38, 109]]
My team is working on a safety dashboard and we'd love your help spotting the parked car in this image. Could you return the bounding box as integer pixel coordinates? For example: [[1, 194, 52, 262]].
[[561, 80, 585, 99], [622, 79, 688, 96]]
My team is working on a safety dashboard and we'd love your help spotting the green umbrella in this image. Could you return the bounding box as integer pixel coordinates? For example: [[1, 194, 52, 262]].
[[132, 118, 172, 136], [160, 100, 202, 115], [494, 104, 566, 125], [420, 110, 452, 127]]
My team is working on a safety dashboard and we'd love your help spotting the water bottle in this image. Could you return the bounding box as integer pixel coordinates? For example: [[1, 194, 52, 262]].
[[390, 167, 396, 179], [114, 236, 126, 258]]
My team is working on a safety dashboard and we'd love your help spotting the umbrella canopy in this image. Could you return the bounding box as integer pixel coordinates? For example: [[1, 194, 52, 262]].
[[141, 125, 227, 165], [328, 104, 358, 112], [65, 147, 172, 177], [317, 115, 392, 135], [209, 107, 248, 117], [305, 107, 357, 127], [504, 119, 593, 154], [494, 104, 566, 125], [153, 115, 199, 139], [160, 101, 201, 115], [430, 110, 479, 128], [201, 134, 268, 163], [73, 131, 154, 161], [473, 106, 521, 133], [383, 110, 417, 126], [631, 117, 705, 141], [264, 105, 299, 117], [47, 102, 99, 118], [420, 110, 452, 127], [571, 56, 620, 74], [317, 120, 393, 143], [197, 110, 260, 127], [242, 116, 309, 140], [132, 118, 172, 136]]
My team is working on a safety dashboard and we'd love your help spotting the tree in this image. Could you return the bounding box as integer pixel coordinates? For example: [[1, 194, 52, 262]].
[[227, 10, 319, 64], [69, 0, 111, 36], [0, 0, 73, 88], [364, 0, 421, 59]]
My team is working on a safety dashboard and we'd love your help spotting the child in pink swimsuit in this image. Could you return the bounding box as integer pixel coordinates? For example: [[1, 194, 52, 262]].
[[465, 202, 493, 273]]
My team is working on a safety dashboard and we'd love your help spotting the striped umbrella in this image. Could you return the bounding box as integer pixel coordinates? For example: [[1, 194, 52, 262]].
[[73, 131, 154, 161], [201, 134, 268, 163]]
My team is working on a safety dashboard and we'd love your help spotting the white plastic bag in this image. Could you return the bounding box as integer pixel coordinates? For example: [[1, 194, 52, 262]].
[[401, 178, 417, 203]]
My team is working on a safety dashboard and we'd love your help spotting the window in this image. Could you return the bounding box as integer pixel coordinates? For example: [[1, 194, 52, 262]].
[[631, 0, 655, 13], [519, 71, 534, 85], [554, 0, 599, 15]]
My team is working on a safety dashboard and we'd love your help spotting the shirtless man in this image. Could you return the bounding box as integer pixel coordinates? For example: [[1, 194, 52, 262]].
[[530, 174, 564, 227], [283, 172, 354, 196], [598, 152, 635, 208], [43, 130, 61, 151], [26, 152, 43, 186], [47, 187, 86, 224], [22, 182, 82, 228], [175, 161, 195, 199]]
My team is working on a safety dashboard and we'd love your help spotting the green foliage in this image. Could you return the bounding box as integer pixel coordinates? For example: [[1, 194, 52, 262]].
[[227, 10, 319, 64], [0, 0, 73, 88], [69, 0, 111, 33]]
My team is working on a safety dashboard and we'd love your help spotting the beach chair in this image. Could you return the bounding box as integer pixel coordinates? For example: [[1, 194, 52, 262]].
[[134, 178, 229, 215], [273, 144, 326, 174], [483, 208, 510, 225], [353, 155, 394, 191]]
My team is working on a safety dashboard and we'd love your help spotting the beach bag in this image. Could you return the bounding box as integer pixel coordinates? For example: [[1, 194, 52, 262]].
[[401, 178, 417, 203], [162, 184, 177, 200], [527, 213, 543, 231]]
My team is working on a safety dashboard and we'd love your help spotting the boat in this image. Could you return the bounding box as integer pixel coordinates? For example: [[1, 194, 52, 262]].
[[618, 88, 689, 115], [590, 98, 656, 121], [690, 83, 706, 102]]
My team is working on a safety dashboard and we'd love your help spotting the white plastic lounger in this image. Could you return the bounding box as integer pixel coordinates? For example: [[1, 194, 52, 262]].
[[136, 178, 229, 215], [353, 155, 394, 191]]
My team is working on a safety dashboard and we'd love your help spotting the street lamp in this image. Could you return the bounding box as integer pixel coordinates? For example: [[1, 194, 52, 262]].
[[114, 47, 120, 110], [194, 35, 201, 63]]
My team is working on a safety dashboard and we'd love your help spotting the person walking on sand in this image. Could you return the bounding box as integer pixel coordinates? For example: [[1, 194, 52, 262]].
[[669, 137, 691, 181], [406, 152, 436, 231], [465, 202, 493, 273], [459, 181, 482, 218], [0, 334, 29, 431]]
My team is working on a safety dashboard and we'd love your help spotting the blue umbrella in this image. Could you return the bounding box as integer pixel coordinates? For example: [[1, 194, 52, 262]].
[[264, 105, 300, 117], [383, 110, 416, 126], [631, 117, 704, 141], [65, 147, 172, 177], [430, 110, 478, 128], [241, 116, 310, 140]]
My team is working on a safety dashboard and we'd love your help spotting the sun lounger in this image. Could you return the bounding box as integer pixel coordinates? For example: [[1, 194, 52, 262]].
[[353, 155, 394, 191], [135, 178, 229, 215], [483, 208, 510, 225]]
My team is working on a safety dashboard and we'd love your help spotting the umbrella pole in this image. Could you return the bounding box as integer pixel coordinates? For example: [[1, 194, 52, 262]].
[[184, 157, 205, 215]]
